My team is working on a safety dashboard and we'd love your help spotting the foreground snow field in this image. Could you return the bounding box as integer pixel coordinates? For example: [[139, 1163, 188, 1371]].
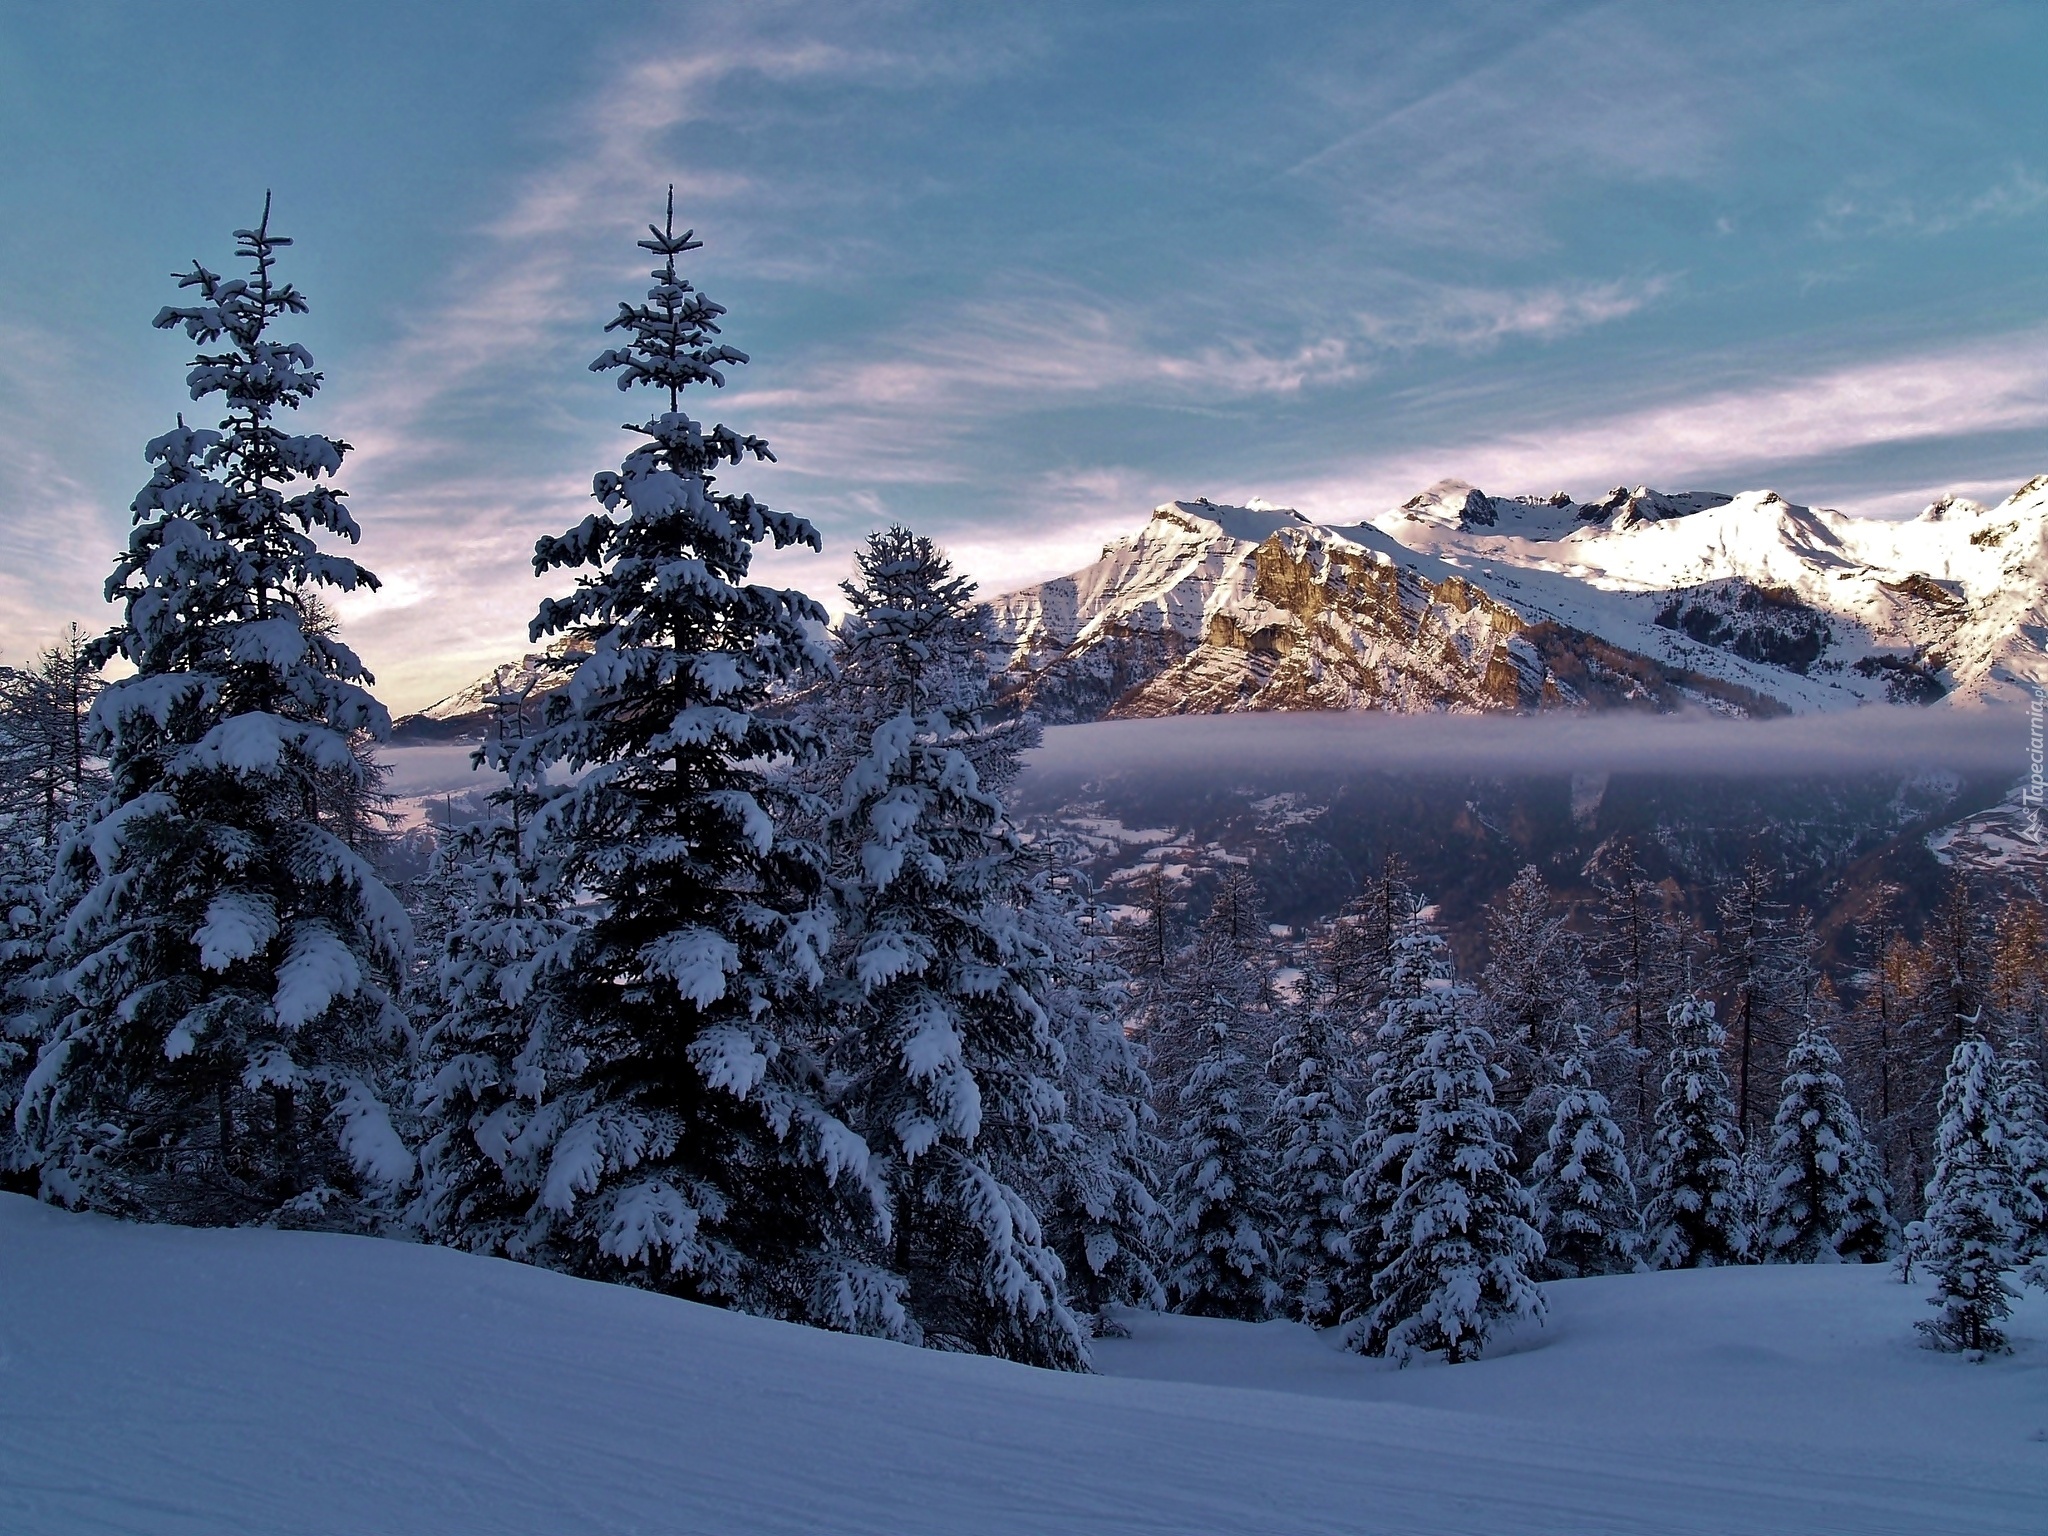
[[2, 1196, 2042, 1536]]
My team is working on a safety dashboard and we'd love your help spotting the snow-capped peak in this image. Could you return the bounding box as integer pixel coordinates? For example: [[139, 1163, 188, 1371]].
[[1147, 498, 1312, 546]]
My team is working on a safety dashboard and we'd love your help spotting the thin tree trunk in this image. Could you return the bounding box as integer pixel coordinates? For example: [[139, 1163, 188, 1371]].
[[217, 1078, 235, 1173], [272, 1085, 300, 1198]]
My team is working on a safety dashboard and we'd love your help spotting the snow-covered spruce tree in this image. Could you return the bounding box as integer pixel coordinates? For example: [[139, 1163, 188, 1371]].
[[406, 717, 585, 1256], [1264, 981, 1357, 1325], [501, 194, 893, 1332], [1642, 996, 1751, 1268], [18, 201, 412, 1225], [1528, 1044, 1641, 1278], [1030, 871, 1167, 1328], [790, 526, 1093, 1364], [1364, 1005, 1546, 1364], [1335, 909, 1451, 1336], [1994, 1034, 2048, 1269], [1163, 993, 1282, 1320], [1917, 1039, 2024, 1355], [1761, 1022, 1894, 1263]]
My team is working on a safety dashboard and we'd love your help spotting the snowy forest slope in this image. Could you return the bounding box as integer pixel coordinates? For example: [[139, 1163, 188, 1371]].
[[3, 1196, 2042, 1536]]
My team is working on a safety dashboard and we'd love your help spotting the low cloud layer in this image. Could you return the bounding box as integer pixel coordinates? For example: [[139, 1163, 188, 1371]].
[[1023, 707, 2030, 785]]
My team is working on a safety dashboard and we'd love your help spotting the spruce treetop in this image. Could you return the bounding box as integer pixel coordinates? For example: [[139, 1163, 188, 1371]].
[[116, 194, 374, 668], [838, 527, 987, 717], [591, 187, 752, 410], [521, 190, 823, 784]]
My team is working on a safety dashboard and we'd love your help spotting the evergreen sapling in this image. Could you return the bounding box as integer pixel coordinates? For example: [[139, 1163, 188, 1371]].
[[1528, 1042, 1641, 1278]]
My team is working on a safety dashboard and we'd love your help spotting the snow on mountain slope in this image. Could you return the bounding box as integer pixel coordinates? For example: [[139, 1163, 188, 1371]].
[[2, 1196, 2042, 1536], [1368, 475, 2048, 710], [985, 475, 2048, 723]]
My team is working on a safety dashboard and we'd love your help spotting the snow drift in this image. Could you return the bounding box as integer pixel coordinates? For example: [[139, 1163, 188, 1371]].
[[2, 1195, 2042, 1535]]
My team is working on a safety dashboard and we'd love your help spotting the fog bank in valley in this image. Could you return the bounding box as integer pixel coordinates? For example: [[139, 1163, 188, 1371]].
[[1020, 706, 2029, 785]]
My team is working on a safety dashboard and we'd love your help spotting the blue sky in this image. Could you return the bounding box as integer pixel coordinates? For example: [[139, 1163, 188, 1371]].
[[4, 1, 2047, 710]]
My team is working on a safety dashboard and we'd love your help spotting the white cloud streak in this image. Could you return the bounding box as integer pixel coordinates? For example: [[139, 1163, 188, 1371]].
[[1261, 325, 2048, 522], [0, 320, 136, 664]]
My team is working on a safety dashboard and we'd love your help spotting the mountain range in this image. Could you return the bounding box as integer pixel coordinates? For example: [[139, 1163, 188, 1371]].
[[985, 476, 2048, 723]]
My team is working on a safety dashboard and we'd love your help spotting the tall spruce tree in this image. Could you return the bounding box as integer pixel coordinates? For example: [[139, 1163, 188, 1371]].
[[498, 193, 890, 1330], [1714, 855, 1805, 1148], [1587, 837, 1663, 1146], [1761, 1022, 1894, 1263], [1361, 999, 1545, 1363], [1642, 996, 1751, 1268], [1917, 1039, 2023, 1355], [18, 200, 412, 1223], [1314, 852, 1413, 1021], [1336, 909, 1450, 1334], [804, 527, 1088, 1366], [1163, 999, 1281, 1320], [1264, 981, 1357, 1325], [1145, 866, 1276, 1100], [1479, 865, 1598, 1175]]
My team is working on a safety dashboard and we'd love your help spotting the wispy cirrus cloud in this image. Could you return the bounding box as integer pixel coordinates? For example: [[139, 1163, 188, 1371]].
[[733, 273, 1666, 491], [1259, 324, 2048, 521], [1814, 163, 2048, 240], [1351, 275, 1668, 352], [0, 320, 136, 664]]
